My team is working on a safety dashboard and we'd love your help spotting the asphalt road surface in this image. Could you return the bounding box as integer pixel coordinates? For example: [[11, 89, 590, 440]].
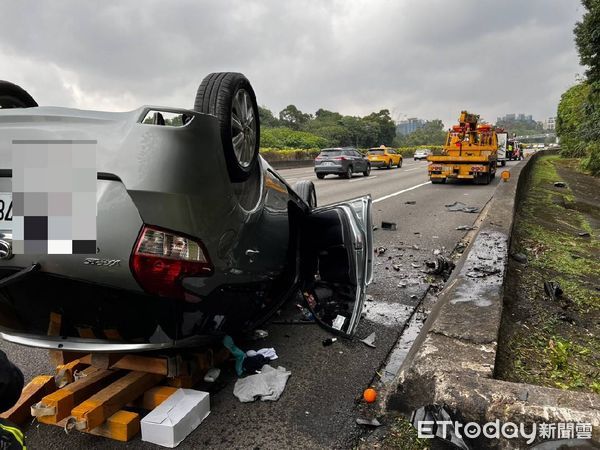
[[1, 159, 522, 449]]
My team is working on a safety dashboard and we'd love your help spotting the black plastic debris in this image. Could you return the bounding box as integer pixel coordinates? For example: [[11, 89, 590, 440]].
[[356, 417, 381, 427], [445, 201, 480, 213], [544, 281, 563, 301], [466, 266, 501, 278], [553, 181, 567, 188], [392, 264, 401, 271], [411, 405, 470, 450], [322, 338, 337, 347], [405, 200, 417, 205], [578, 231, 591, 238], [456, 225, 474, 230], [381, 221, 397, 231], [511, 252, 528, 264]]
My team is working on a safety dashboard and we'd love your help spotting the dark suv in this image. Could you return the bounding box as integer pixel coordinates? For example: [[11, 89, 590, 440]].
[[314, 148, 370, 179]]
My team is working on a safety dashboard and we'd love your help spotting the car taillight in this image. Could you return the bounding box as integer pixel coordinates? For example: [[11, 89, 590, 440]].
[[130, 225, 213, 300]]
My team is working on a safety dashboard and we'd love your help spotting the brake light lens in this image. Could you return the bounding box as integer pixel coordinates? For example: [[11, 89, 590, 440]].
[[130, 225, 213, 300]]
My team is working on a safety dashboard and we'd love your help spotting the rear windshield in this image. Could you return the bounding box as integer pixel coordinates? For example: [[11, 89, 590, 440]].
[[320, 150, 342, 157], [368, 150, 385, 155]]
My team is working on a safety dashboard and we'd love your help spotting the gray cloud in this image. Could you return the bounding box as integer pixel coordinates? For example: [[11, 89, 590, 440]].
[[0, 0, 584, 127]]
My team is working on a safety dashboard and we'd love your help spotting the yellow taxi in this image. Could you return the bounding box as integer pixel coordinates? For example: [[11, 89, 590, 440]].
[[366, 145, 403, 169]]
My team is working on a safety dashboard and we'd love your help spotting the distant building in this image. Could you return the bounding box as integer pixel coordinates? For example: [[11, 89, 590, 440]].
[[544, 116, 556, 130], [497, 113, 536, 124], [397, 117, 425, 135]]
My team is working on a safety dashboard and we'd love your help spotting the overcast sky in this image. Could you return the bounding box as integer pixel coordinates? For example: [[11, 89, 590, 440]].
[[0, 0, 585, 127]]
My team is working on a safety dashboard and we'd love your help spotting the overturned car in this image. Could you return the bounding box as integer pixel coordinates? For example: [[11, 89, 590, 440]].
[[0, 73, 373, 352]]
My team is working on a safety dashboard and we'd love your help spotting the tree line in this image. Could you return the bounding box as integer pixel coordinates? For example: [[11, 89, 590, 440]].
[[556, 0, 600, 175], [259, 105, 446, 149]]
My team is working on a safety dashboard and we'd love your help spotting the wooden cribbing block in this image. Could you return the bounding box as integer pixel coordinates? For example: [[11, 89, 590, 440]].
[[49, 351, 90, 367], [135, 386, 178, 410], [88, 410, 140, 442], [168, 347, 230, 388], [0, 375, 56, 426], [110, 355, 170, 376], [54, 359, 89, 388], [71, 371, 163, 431], [37, 369, 120, 424]]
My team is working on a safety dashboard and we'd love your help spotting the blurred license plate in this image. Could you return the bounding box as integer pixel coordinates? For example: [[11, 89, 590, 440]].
[[0, 193, 13, 231], [322, 162, 334, 166]]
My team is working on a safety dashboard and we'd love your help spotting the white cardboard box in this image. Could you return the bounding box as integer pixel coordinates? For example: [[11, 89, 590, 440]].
[[141, 388, 210, 448]]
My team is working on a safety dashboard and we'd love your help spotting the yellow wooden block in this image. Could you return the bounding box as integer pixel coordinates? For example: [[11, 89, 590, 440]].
[[88, 410, 140, 442]]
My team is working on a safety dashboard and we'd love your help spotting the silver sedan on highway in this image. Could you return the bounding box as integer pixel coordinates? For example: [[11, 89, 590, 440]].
[[0, 74, 373, 352]]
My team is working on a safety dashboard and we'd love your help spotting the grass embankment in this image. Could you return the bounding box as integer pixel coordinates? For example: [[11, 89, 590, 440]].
[[496, 155, 600, 394]]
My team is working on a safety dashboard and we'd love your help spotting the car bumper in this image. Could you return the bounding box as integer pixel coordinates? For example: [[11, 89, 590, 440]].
[[369, 161, 387, 167], [315, 165, 344, 173]]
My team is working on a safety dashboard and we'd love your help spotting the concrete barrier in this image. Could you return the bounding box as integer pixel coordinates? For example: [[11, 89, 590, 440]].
[[266, 159, 314, 170], [386, 151, 600, 447]]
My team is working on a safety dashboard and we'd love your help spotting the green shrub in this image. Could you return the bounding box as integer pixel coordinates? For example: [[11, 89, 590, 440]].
[[260, 127, 330, 149], [260, 148, 320, 161]]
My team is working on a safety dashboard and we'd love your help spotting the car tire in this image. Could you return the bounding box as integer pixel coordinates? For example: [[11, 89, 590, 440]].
[[344, 166, 353, 179], [386, 161, 392, 169], [316, 173, 325, 179], [414, 158, 417, 161], [294, 180, 317, 208], [194, 72, 259, 182], [0, 80, 38, 108], [398, 160, 403, 168], [363, 165, 371, 177], [501, 161, 506, 167]]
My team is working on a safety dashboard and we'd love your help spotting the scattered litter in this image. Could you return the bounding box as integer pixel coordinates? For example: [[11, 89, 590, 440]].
[[296, 304, 314, 321], [410, 295, 418, 299], [381, 221, 397, 231], [511, 252, 528, 264], [223, 335, 246, 376], [392, 264, 401, 271], [432, 235, 439, 239], [243, 354, 270, 374], [413, 231, 421, 235], [397, 282, 407, 288], [253, 329, 268, 339], [363, 388, 377, 403], [412, 244, 420, 250], [445, 201, 480, 213], [366, 294, 374, 302], [411, 262, 420, 268], [322, 338, 337, 347], [433, 249, 441, 255], [456, 225, 474, 230], [372, 226, 379, 231], [247, 348, 278, 361], [544, 281, 563, 302], [411, 405, 469, 450], [356, 417, 382, 427], [553, 181, 567, 188], [360, 332, 376, 348], [405, 201, 416, 205], [376, 246, 387, 256], [203, 367, 221, 383], [578, 231, 591, 238], [332, 315, 346, 330], [233, 365, 291, 403]]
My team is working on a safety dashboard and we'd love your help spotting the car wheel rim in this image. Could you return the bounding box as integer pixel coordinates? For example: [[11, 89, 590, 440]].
[[231, 88, 256, 168]]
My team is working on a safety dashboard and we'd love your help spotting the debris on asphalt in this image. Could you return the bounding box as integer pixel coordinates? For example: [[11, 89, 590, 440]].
[[405, 200, 416, 205], [372, 226, 379, 231], [296, 304, 314, 321], [360, 332, 376, 348], [413, 231, 421, 235], [247, 348, 278, 361], [366, 294, 374, 302], [511, 252, 528, 264], [412, 244, 420, 250], [410, 295, 418, 299], [445, 201, 480, 213], [411, 262, 420, 268], [363, 388, 377, 403], [456, 225, 475, 230], [322, 337, 337, 347], [425, 255, 455, 280], [553, 181, 567, 188], [578, 231, 591, 237], [253, 329, 269, 340], [233, 365, 291, 403], [332, 315, 346, 330], [376, 246, 387, 256], [544, 281, 563, 302], [243, 354, 270, 374], [356, 417, 382, 427], [381, 221, 397, 230], [392, 264, 401, 271], [223, 335, 247, 376]]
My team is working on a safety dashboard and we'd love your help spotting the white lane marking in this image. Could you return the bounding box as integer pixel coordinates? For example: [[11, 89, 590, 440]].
[[373, 181, 431, 204], [349, 175, 378, 183], [403, 167, 422, 172]]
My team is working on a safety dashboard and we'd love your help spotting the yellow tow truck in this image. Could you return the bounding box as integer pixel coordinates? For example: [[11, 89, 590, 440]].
[[428, 111, 498, 185]]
